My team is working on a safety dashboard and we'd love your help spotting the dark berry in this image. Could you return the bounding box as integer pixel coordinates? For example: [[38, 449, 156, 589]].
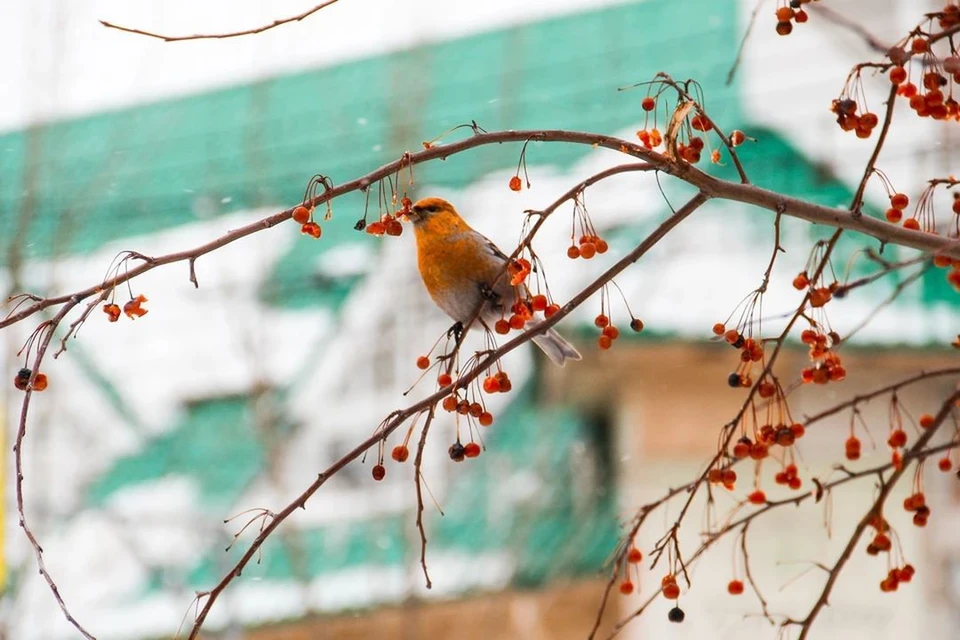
[[668, 606, 685, 623], [727, 373, 742, 388], [354, 219, 366, 231], [448, 442, 465, 462]]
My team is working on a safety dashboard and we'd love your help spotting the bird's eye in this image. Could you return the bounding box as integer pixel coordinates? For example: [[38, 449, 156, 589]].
[[426, 205, 438, 213]]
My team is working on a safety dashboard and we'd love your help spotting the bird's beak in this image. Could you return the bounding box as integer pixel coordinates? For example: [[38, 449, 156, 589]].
[[405, 207, 422, 223]]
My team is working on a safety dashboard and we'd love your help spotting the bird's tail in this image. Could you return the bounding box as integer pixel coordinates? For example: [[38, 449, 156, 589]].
[[532, 327, 582, 367]]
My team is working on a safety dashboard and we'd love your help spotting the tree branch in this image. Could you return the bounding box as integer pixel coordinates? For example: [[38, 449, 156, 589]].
[[99, 0, 341, 42]]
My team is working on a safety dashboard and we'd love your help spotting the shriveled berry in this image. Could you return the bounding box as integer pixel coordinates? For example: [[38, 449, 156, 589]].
[[391, 445, 410, 462], [448, 442, 466, 462]]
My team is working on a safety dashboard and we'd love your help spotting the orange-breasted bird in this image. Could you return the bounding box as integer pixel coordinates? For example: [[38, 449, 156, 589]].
[[408, 197, 581, 366]]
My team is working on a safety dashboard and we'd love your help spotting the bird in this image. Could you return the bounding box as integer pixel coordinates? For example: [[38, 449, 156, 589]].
[[408, 196, 581, 366]]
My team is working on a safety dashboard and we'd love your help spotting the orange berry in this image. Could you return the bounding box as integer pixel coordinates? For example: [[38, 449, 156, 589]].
[[509, 176, 522, 192], [890, 193, 909, 210], [478, 411, 494, 426], [730, 130, 746, 146], [662, 582, 680, 600], [627, 547, 643, 563], [641, 97, 656, 111], [292, 205, 311, 224], [845, 436, 861, 460], [483, 376, 501, 393], [727, 579, 744, 595], [860, 112, 879, 129], [885, 208, 903, 223], [366, 221, 386, 235], [495, 319, 510, 335], [888, 429, 907, 448], [437, 373, 453, 387], [889, 66, 907, 85], [32, 373, 49, 392], [775, 6, 794, 21], [567, 245, 581, 259], [792, 272, 809, 290], [372, 464, 386, 481], [531, 294, 548, 311], [712, 322, 726, 336], [747, 490, 766, 505], [595, 239, 609, 254], [544, 304, 560, 318], [384, 219, 403, 236], [416, 356, 430, 370], [391, 445, 409, 462], [911, 38, 929, 54], [919, 414, 934, 428], [938, 457, 952, 472], [933, 255, 951, 268], [579, 242, 597, 259], [619, 580, 635, 595], [790, 422, 805, 439], [603, 325, 620, 340], [598, 335, 613, 350], [508, 314, 525, 330], [442, 396, 457, 412], [594, 314, 610, 328], [464, 442, 481, 458], [102, 303, 121, 322]]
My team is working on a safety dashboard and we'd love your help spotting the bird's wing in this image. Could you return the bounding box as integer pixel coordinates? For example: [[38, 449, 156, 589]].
[[482, 235, 510, 263]]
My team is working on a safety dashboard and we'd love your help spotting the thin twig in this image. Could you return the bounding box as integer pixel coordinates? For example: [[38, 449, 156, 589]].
[[99, 0, 341, 42]]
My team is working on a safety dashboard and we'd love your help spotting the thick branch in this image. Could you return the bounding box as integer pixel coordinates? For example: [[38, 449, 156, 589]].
[[6, 129, 959, 331]]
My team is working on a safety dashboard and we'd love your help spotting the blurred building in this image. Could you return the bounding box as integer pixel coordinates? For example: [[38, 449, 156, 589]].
[[0, 0, 958, 639]]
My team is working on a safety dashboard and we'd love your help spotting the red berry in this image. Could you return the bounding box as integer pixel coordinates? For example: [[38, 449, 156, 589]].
[[890, 193, 909, 210], [509, 176, 522, 192], [619, 580, 635, 595], [641, 97, 656, 111], [919, 414, 934, 428], [416, 356, 430, 370], [747, 490, 766, 505], [478, 411, 494, 426], [566, 245, 580, 259], [594, 314, 610, 328], [712, 322, 725, 336], [938, 457, 952, 472], [292, 205, 311, 224], [627, 547, 643, 563], [531, 294, 548, 311], [598, 335, 613, 350], [727, 580, 744, 595], [630, 318, 644, 333], [495, 319, 510, 335], [464, 442, 481, 458], [391, 445, 409, 462], [372, 464, 386, 481], [437, 373, 453, 387]]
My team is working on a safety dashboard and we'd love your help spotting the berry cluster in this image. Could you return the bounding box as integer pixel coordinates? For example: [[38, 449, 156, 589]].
[[799, 328, 846, 384], [13, 367, 48, 392], [102, 294, 149, 322], [774, 1, 814, 36], [713, 324, 764, 388], [294, 174, 335, 238]]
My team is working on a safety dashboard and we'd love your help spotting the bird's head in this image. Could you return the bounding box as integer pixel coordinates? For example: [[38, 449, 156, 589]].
[[408, 197, 459, 226]]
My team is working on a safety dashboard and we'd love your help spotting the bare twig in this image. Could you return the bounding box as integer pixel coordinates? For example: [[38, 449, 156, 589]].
[[99, 0, 341, 42]]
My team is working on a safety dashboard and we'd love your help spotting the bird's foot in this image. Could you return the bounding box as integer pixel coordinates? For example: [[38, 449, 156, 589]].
[[447, 321, 464, 342]]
